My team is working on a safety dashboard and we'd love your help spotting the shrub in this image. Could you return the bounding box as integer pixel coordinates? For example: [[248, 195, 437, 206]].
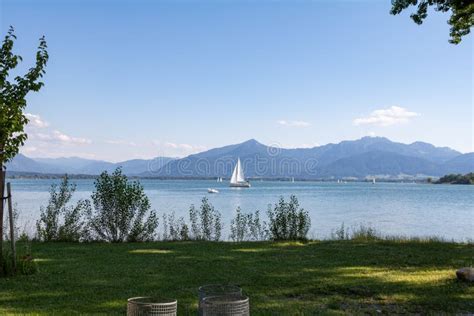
[[87, 168, 158, 242], [187, 198, 222, 241], [330, 223, 381, 241], [267, 195, 310, 241], [230, 207, 248, 242], [18, 254, 38, 275], [230, 208, 267, 242], [36, 175, 90, 242], [1, 242, 37, 276], [331, 222, 349, 240], [162, 212, 189, 241], [350, 224, 381, 241]]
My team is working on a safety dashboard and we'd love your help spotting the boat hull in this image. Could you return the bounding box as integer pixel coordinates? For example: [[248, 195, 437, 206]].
[[229, 182, 251, 188]]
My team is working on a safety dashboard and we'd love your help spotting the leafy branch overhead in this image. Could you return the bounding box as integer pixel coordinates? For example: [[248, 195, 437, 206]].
[[391, 0, 473, 44], [0, 26, 49, 163]]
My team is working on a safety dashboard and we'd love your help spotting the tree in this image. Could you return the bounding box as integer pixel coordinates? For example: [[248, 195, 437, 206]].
[[0, 26, 48, 269], [267, 195, 311, 241], [36, 175, 91, 242], [87, 168, 158, 242], [390, 0, 474, 44]]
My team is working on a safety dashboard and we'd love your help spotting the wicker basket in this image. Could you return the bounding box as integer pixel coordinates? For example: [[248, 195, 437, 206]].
[[198, 284, 242, 315], [127, 297, 177, 316], [201, 294, 249, 316]]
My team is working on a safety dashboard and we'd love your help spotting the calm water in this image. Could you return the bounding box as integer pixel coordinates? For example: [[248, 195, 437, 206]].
[[7, 179, 474, 241]]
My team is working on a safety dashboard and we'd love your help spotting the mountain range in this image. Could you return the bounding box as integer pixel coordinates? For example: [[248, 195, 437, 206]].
[[7, 155, 175, 176], [6, 137, 474, 179]]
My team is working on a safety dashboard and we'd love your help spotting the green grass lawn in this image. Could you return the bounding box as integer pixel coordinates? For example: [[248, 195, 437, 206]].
[[0, 240, 473, 315]]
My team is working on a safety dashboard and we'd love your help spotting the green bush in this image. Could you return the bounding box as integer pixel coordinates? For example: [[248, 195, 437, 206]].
[[267, 195, 310, 241], [18, 254, 38, 275], [1, 242, 37, 276], [187, 198, 222, 241], [162, 212, 189, 241], [331, 223, 381, 241], [350, 224, 380, 241], [36, 175, 90, 242], [230, 208, 267, 242], [331, 222, 349, 240], [87, 168, 158, 242]]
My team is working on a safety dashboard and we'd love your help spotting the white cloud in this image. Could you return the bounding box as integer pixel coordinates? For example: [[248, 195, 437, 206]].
[[25, 113, 49, 128], [106, 140, 137, 146], [299, 142, 320, 148], [52, 130, 92, 144], [29, 130, 91, 145], [164, 142, 206, 151], [21, 146, 38, 154], [353, 106, 420, 127], [277, 120, 311, 127], [149, 141, 206, 157]]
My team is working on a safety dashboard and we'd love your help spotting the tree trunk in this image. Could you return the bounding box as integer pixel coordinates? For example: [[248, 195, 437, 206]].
[[0, 162, 5, 271], [7, 182, 16, 271]]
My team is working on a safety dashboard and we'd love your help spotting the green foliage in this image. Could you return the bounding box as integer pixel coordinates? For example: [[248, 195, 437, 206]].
[[88, 168, 158, 242], [331, 222, 350, 240], [390, 0, 473, 44], [350, 224, 381, 241], [18, 254, 37, 275], [1, 240, 37, 276], [162, 212, 189, 241], [0, 26, 48, 163], [330, 223, 381, 241], [267, 195, 311, 241], [36, 175, 91, 242], [187, 198, 222, 241], [436, 173, 474, 184], [230, 208, 267, 242]]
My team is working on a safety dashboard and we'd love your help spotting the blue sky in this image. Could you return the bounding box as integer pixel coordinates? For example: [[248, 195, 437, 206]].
[[2, 0, 472, 161]]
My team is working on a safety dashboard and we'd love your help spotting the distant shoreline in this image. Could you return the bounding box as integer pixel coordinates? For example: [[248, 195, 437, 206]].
[[5, 171, 438, 183]]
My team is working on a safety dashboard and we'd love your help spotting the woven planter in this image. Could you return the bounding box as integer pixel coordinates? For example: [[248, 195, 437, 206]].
[[198, 284, 242, 315], [127, 297, 177, 316], [201, 294, 249, 316]]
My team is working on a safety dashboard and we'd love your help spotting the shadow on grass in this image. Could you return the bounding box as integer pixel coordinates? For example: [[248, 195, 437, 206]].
[[0, 241, 472, 314]]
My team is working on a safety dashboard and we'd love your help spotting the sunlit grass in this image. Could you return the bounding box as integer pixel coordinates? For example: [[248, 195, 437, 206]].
[[0, 240, 472, 314], [128, 249, 174, 254], [232, 248, 272, 253]]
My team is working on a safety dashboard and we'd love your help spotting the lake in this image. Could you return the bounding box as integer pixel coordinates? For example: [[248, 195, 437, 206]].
[[6, 179, 474, 241]]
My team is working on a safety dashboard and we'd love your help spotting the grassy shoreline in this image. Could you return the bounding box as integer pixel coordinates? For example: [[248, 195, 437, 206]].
[[1, 240, 473, 314]]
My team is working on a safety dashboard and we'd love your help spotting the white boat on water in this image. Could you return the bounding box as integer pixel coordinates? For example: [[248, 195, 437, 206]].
[[208, 188, 219, 194], [229, 158, 250, 188], [216, 177, 223, 182]]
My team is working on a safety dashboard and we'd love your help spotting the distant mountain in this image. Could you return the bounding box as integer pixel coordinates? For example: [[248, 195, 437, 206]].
[[6, 155, 175, 176], [441, 153, 474, 174], [6, 154, 61, 174], [301, 137, 460, 166], [319, 151, 440, 178], [154, 137, 471, 179], [6, 138, 473, 179]]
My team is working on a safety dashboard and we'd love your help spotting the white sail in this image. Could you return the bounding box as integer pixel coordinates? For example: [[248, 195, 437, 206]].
[[230, 158, 250, 187], [230, 163, 239, 184], [230, 158, 245, 184], [236, 158, 245, 182]]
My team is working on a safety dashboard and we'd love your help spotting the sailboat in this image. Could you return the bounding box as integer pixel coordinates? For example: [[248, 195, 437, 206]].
[[230, 158, 251, 188]]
